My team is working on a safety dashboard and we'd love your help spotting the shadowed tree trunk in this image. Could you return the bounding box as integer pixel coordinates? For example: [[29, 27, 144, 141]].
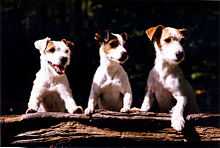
[[1, 110, 220, 146]]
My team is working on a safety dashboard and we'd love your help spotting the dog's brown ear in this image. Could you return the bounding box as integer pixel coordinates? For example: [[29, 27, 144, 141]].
[[178, 28, 187, 37], [94, 30, 110, 43], [121, 32, 128, 42], [34, 37, 51, 53], [146, 25, 164, 41], [61, 38, 75, 49], [94, 32, 102, 42], [103, 30, 110, 42]]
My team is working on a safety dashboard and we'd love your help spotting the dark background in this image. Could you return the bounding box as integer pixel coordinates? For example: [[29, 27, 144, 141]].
[[1, 0, 220, 115]]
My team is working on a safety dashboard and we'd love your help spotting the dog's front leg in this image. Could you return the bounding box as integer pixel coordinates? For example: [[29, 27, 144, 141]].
[[85, 82, 99, 115], [26, 85, 45, 113], [141, 91, 153, 112], [84, 97, 96, 115], [171, 95, 186, 131], [57, 84, 83, 113], [120, 76, 132, 113], [120, 92, 132, 113]]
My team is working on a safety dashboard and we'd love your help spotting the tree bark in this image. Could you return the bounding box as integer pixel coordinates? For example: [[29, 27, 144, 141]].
[[1, 110, 220, 146]]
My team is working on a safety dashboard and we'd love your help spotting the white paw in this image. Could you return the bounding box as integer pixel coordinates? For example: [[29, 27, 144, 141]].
[[120, 107, 130, 113], [84, 107, 94, 115], [140, 105, 150, 112], [25, 108, 37, 114], [171, 114, 185, 131]]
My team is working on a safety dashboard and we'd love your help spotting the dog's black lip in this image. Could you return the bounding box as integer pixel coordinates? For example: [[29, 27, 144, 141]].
[[175, 57, 184, 63], [119, 55, 128, 63]]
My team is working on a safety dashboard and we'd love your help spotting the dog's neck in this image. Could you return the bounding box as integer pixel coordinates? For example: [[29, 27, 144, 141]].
[[154, 42, 178, 79], [99, 47, 120, 79]]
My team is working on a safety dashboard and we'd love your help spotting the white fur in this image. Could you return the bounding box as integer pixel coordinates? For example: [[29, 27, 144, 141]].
[[26, 37, 82, 113], [85, 33, 132, 115], [141, 27, 199, 131]]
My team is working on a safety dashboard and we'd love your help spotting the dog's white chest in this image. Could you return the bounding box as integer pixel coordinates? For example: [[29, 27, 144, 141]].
[[97, 75, 124, 111], [100, 81, 123, 111]]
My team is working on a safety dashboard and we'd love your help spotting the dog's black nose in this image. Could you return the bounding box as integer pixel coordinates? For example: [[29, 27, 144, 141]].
[[61, 57, 68, 65], [176, 51, 184, 61]]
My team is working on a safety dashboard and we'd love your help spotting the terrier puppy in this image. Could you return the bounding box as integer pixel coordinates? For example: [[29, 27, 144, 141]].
[[141, 25, 199, 131], [85, 31, 132, 115], [26, 37, 83, 113]]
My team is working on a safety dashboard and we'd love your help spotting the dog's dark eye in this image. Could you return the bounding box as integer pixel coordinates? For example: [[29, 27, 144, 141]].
[[164, 38, 171, 43], [65, 50, 69, 53], [110, 40, 119, 48], [48, 48, 55, 53]]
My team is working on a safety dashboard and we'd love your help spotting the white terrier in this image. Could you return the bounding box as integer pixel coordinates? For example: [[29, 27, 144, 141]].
[[141, 25, 199, 131], [26, 37, 83, 113], [85, 31, 132, 115]]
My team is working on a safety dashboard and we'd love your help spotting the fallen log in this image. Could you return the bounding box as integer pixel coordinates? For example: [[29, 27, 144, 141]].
[[1, 110, 220, 146]]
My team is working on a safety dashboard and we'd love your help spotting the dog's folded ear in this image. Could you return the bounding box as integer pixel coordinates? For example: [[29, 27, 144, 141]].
[[178, 28, 188, 38], [103, 30, 110, 42], [120, 32, 128, 42], [146, 25, 164, 41], [94, 30, 110, 43], [34, 37, 51, 53], [94, 32, 102, 43], [61, 39, 75, 49]]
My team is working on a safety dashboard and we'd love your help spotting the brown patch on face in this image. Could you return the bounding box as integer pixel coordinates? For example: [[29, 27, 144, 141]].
[[45, 41, 55, 53], [102, 35, 119, 54]]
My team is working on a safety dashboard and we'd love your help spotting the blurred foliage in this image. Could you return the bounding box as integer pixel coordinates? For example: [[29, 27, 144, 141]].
[[1, 0, 220, 114]]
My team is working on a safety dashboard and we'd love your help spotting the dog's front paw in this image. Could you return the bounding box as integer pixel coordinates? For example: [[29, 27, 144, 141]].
[[140, 105, 150, 112], [25, 108, 37, 114], [130, 107, 141, 112], [171, 114, 185, 131], [120, 107, 130, 113], [84, 107, 94, 115], [72, 106, 83, 114]]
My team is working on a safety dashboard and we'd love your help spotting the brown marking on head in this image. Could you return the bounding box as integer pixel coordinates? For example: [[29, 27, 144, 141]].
[[102, 35, 119, 54], [45, 41, 55, 53]]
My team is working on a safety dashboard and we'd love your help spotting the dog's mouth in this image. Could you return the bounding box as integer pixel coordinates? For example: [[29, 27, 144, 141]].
[[119, 55, 128, 63], [174, 52, 185, 63], [174, 57, 184, 63], [107, 54, 128, 64], [48, 61, 65, 75], [108, 57, 128, 64]]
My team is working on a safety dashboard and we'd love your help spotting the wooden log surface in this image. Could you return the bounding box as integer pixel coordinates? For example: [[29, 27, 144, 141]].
[[1, 110, 220, 146]]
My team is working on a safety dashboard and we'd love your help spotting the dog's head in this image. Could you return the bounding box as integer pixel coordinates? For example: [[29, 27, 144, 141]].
[[95, 31, 128, 64], [34, 37, 74, 75], [146, 25, 187, 64]]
